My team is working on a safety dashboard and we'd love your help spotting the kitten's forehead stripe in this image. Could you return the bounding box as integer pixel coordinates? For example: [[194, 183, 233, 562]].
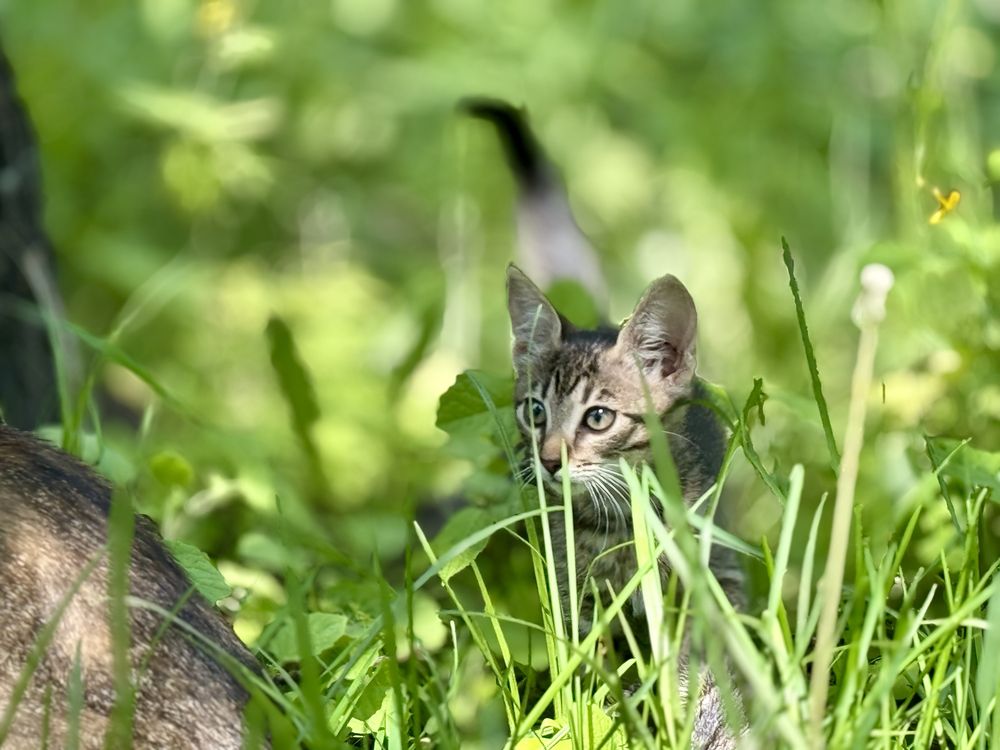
[[548, 343, 604, 399], [562, 373, 582, 399]]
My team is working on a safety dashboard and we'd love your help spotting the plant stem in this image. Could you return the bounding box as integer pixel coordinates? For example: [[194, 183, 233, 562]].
[[809, 265, 894, 747]]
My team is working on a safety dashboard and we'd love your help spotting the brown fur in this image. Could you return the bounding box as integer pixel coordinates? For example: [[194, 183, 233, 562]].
[[0, 425, 259, 748]]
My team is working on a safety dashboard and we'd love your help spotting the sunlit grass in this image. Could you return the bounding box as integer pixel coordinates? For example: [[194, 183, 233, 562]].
[[9, 243, 999, 750]]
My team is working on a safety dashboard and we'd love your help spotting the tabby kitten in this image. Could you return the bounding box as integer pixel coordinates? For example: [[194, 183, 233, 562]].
[[507, 262, 744, 613], [506, 268, 743, 747], [507, 266, 741, 750]]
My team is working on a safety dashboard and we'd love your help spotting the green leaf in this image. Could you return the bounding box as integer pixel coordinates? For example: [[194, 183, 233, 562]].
[[149, 450, 194, 488], [266, 316, 326, 487], [431, 504, 510, 582], [266, 612, 349, 663], [926, 438, 1000, 495], [436, 370, 514, 439], [736, 379, 787, 503], [350, 659, 393, 722], [514, 718, 574, 748], [164, 540, 233, 603], [118, 84, 281, 142], [741, 376, 769, 428], [267, 316, 320, 431]]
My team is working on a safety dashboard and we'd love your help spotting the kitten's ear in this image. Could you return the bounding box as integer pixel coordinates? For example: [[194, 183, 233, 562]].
[[507, 264, 562, 377], [616, 275, 698, 384]]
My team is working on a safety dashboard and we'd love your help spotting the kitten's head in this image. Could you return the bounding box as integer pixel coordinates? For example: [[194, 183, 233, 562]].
[[507, 265, 699, 513]]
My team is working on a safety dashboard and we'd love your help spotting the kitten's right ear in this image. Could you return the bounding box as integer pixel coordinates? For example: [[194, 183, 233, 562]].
[[507, 264, 562, 377], [615, 274, 698, 386]]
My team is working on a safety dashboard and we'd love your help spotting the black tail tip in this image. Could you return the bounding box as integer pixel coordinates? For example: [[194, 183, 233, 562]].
[[457, 96, 545, 186], [458, 96, 524, 122]]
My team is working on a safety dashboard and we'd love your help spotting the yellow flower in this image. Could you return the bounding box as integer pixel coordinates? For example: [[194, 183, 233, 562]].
[[929, 187, 960, 225], [197, 0, 237, 37]]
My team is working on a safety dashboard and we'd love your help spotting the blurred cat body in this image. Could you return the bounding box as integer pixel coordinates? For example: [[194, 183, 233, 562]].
[[469, 100, 744, 748], [0, 426, 258, 748]]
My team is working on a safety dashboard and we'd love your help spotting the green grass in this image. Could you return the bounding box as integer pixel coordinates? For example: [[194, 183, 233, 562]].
[[3, 2, 998, 744], [9, 244, 1000, 750], [349, 300, 997, 750]]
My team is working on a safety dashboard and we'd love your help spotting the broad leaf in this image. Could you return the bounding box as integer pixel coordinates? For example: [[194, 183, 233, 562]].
[[927, 438, 1000, 495], [350, 659, 393, 723], [436, 369, 513, 440], [164, 540, 232, 603], [149, 450, 194, 488], [267, 612, 348, 662], [431, 504, 511, 582]]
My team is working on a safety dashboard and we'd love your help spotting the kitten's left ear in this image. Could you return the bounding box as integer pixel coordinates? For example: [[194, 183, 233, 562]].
[[616, 275, 698, 384], [507, 264, 565, 379]]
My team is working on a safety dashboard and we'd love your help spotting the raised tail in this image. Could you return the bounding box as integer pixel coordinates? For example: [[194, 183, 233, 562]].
[[461, 98, 607, 308]]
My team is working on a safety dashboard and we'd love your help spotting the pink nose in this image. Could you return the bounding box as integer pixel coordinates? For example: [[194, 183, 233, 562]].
[[541, 458, 560, 475]]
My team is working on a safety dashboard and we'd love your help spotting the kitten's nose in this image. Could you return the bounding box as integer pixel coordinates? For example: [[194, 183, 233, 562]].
[[541, 458, 561, 476]]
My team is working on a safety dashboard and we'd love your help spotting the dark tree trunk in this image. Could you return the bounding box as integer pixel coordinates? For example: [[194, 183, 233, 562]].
[[0, 42, 63, 429]]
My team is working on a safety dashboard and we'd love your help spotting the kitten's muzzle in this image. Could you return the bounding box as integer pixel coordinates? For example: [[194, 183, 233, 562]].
[[540, 458, 561, 476]]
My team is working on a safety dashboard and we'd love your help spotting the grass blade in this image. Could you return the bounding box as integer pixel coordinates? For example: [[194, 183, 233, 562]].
[[105, 487, 137, 749], [781, 237, 840, 475]]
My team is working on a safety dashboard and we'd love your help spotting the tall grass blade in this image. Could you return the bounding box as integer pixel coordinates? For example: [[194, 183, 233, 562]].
[[781, 237, 840, 475], [105, 487, 137, 749], [266, 315, 328, 492], [65, 644, 84, 750], [976, 580, 1000, 746]]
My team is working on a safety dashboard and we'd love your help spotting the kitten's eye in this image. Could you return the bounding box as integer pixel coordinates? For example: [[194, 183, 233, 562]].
[[583, 406, 616, 432], [522, 398, 547, 428]]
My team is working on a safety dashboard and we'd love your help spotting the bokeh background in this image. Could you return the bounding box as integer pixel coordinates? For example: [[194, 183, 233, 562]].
[[2, 0, 999, 741]]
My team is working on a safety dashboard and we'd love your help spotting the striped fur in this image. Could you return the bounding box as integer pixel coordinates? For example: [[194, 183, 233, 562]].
[[507, 267, 745, 747]]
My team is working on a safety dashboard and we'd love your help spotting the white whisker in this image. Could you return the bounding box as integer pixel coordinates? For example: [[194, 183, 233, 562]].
[[585, 483, 611, 548], [589, 472, 624, 532], [591, 465, 630, 530], [664, 429, 698, 451], [597, 481, 619, 544], [514, 464, 535, 486]]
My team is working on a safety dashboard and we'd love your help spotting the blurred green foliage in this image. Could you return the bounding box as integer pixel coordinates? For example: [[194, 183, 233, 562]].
[[2, 0, 1000, 744]]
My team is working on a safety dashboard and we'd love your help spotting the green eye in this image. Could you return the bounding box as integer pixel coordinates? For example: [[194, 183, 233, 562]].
[[522, 398, 547, 428], [583, 406, 616, 432]]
